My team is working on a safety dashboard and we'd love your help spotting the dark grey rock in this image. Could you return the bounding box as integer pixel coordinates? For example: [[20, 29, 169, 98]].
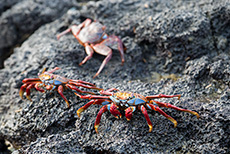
[[0, 0, 77, 68], [0, 0, 230, 153], [0, 0, 20, 15]]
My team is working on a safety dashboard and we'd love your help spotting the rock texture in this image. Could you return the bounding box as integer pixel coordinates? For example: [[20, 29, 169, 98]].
[[0, 0, 229, 153]]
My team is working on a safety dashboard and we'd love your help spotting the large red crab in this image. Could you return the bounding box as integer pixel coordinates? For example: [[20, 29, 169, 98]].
[[56, 18, 125, 78], [19, 67, 102, 108], [76, 88, 200, 133]]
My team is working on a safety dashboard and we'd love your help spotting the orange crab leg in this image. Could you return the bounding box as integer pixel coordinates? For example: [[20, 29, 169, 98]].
[[146, 103, 177, 127], [146, 94, 181, 100], [139, 105, 153, 132], [70, 79, 96, 86], [19, 83, 29, 99], [77, 94, 110, 100], [26, 83, 36, 101], [94, 105, 108, 133], [152, 100, 200, 119], [57, 85, 70, 108], [22, 78, 40, 83], [68, 81, 103, 91], [77, 99, 106, 117], [65, 84, 95, 95]]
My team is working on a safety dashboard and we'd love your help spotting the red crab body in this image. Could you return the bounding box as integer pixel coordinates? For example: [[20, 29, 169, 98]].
[[76, 89, 200, 133], [57, 18, 125, 78], [19, 67, 102, 108]]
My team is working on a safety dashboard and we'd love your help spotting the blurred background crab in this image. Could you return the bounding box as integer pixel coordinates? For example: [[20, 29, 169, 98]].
[[76, 88, 200, 133], [56, 18, 126, 78], [19, 67, 102, 108]]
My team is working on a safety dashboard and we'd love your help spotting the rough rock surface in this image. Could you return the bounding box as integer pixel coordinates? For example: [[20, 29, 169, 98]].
[[0, 0, 230, 153]]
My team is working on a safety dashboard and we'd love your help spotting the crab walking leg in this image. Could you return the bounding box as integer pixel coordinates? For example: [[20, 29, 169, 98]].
[[94, 105, 108, 133], [91, 44, 113, 78], [152, 100, 200, 119], [125, 106, 136, 121], [99, 88, 119, 95], [56, 19, 92, 40], [65, 84, 95, 95], [68, 81, 103, 91], [26, 83, 36, 101], [146, 94, 181, 100], [101, 35, 125, 64], [70, 79, 96, 87], [77, 94, 110, 100], [146, 103, 177, 127], [57, 85, 70, 108], [77, 99, 106, 117], [79, 43, 94, 66], [46, 67, 61, 73], [22, 78, 40, 83], [139, 105, 153, 132], [19, 83, 29, 99]]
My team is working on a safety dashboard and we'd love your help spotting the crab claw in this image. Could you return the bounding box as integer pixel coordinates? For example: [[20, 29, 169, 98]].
[[109, 104, 122, 119], [125, 106, 136, 121]]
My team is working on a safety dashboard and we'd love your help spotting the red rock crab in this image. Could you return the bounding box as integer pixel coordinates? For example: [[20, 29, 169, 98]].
[[57, 18, 125, 78], [19, 67, 102, 108], [76, 88, 200, 133]]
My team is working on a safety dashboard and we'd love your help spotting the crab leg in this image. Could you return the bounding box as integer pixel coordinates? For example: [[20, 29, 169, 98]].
[[68, 81, 103, 90], [69, 79, 96, 86], [66, 84, 95, 95], [79, 43, 94, 66], [77, 99, 106, 117], [94, 105, 108, 133], [46, 67, 60, 73], [57, 85, 70, 108], [101, 35, 125, 64], [91, 44, 113, 78], [22, 78, 40, 83], [77, 94, 110, 100], [26, 83, 36, 101], [139, 105, 153, 132], [99, 88, 119, 95], [146, 94, 181, 100], [19, 83, 29, 99], [152, 100, 200, 119], [146, 103, 177, 127], [56, 19, 92, 40]]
